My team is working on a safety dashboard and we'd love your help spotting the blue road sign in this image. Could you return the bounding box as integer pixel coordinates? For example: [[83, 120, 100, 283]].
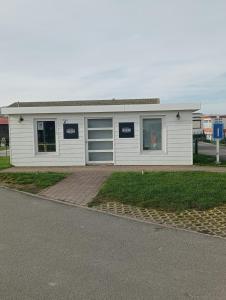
[[213, 122, 224, 140]]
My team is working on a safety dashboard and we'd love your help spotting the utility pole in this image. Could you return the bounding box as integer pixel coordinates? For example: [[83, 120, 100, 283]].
[[216, 116, 220, 164], [214, 115, 223, 164]]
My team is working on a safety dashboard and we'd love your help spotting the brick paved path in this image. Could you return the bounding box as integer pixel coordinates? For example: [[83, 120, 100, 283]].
[[39, 170, 111, 206]]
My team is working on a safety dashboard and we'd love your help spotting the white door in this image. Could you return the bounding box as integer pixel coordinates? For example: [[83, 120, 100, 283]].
[[86, 118, 114, 164]]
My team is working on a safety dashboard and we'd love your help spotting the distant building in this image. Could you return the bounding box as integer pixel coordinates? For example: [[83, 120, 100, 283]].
[[202, 115, 226, 141], [192, 113, 203, 136], [0, 116, 9, 144]]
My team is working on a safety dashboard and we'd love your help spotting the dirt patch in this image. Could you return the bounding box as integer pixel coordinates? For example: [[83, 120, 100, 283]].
[[0, 182, 41, 194]]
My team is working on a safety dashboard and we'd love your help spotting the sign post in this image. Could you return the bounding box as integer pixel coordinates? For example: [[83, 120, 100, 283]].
[[213, 118, 224, 164], [216, 138, 220, 164]]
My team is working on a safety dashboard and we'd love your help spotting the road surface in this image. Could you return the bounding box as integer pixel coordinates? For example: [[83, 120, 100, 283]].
[[0, 188, 226, 300], [0, 149, 9, 157], [198, 142, 226, 160]]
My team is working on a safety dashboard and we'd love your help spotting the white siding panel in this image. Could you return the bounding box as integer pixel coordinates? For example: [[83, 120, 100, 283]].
[[168, 140, 191, 145], [9, 110, 193, 166], [9, 114, 86, 166], [114, 111, 193, 165]]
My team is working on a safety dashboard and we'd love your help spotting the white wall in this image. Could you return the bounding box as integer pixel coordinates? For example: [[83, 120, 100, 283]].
[[9, 110, 193, 166], [9, 114, 85, 166], [114, 111, 193, 165]]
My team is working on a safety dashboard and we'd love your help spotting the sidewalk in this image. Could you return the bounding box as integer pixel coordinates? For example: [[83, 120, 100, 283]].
[[1, 164, 226, 173], [39, 170, 111, 206]]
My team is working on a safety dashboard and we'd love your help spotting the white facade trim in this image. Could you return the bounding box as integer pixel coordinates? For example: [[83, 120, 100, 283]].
[[33, 118, 59, 156], [139, 115, 167, 155], [2, 103, 201, 115]]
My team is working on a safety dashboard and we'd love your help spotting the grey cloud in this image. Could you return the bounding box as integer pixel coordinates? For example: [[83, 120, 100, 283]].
[[0, 0, 226, 113], [81, 68, 127, 81]]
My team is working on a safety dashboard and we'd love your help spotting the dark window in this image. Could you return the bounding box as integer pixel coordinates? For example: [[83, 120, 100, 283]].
[[63, 123, 79, 139], [37, 121, 56, 152], [0, 124, 9, 143], [119, 122, 134, 138]]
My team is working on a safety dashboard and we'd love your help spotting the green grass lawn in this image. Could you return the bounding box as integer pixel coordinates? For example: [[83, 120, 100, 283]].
[[0, 145, 9, 151], [0, 156, 11, 170], [193, 154, 226, 166], [0, 172, 68, 193], [90, 171, 226, 211]]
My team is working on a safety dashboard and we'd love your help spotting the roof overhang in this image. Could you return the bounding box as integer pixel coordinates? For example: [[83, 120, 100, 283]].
[[1, 103, 201, 115]]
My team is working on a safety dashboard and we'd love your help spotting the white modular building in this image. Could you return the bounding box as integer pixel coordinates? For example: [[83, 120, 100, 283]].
[[2, 98, 200, 166]]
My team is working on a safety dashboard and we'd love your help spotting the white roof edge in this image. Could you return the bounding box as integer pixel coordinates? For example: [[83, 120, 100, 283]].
[[1, 103, 201, 115]]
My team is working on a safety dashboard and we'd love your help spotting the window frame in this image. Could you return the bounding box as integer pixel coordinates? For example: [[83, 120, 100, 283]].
[[85, 116, 114, 164], [119, 122, 135, 138], [34, 118, 58, 155], [203, 120, 212, 129], [63, 123, 79, 139], [140, 115, 166, 154]]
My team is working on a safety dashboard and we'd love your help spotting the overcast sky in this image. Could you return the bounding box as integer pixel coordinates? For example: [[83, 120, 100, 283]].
[[0, 0, 226, 113]]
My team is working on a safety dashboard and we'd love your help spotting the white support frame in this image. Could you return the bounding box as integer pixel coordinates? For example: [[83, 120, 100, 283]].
[[140, 115, 167, 155], [85, 117, 114, 164], [33, 118, 59, 156]]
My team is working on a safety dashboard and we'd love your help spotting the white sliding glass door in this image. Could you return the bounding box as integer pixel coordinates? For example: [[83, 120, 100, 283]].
[[86, 118, 114, 163]]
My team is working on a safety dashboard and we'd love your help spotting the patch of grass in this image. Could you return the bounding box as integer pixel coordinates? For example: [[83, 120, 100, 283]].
[[193, 154, 226, 166], [90, 171, 226, 211], [0, 157, 11, 170], [0, 172, 68, 193], [0, 146, 6, 151]]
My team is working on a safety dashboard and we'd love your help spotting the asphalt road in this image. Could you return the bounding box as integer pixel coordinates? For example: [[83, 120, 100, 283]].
[[0, 188, 226, 300], [0, 149, 9, 157], [199, 142, 226, 160]]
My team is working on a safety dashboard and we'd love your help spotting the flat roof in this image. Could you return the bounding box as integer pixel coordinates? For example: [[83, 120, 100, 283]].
[[202, 115, 226, 119], [8, 98, 160, 108], [2, 98, 201, 115]]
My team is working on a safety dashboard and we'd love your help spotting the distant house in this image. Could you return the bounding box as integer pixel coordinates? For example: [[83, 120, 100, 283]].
[[0, 116, 9, 143], [202, 115, 226, 141], [192, 113, 203, 136]]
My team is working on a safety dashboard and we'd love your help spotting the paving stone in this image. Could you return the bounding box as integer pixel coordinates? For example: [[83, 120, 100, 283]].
[[39, 171, 111, 206], [93, 201, 226, 238]]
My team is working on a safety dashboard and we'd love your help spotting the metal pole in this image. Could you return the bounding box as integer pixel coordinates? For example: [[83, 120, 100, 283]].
[[216, 115, 220, 164], [195, 139, 198, 155], [216, 139, 220, 164]]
